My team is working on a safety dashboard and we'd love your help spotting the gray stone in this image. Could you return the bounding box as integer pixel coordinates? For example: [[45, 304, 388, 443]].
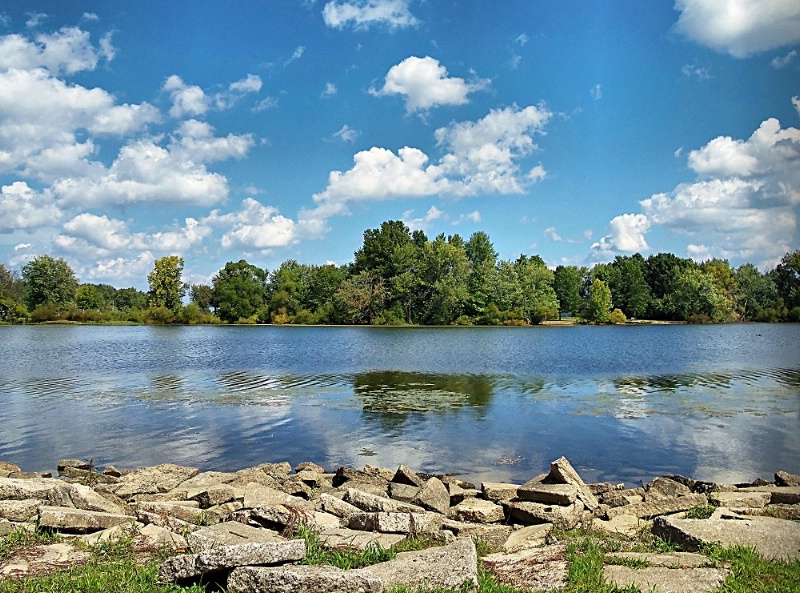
[[230, 468, 282, 489], [318, 528, 406, 551], [136, 501, 205, 524], [358, 537, 477, 590], [204, 501, 243, 523], [0, 519, 16, 535], [279, 476, 314, 499], [388, 482, 419, 503], [60, 466, 118, 484], [294, 469, 325, 487], [138, 524, 189, 549], [57, 459, 92, 472], [190, 484, 238, 508], [113, 464, 199, 498], [333, 467, 389, 490], [482, 544, 568, 591], [188, 521, 285, 550], [601, 490, 638, 507], [392, 465, 423, 487], [440, 519, 513, 548], [343, 488, 425, 514], [546, 457, 599, 511], [135, 509, 199, 533], [0, 543, 91, 578], [66, 482, 132, 515], [349, 511, 443, 534], [158, 539, 306, 583], [644, 477, 692, 500], [38, 506, 134, 533], [243, 483, 313, 510], [318, 493, 362, 520], [449, 497, 506, 523], [247, 504, 313, 530], [79, 523, 143, 547], [175, 471, 237, 492], [295, 462, 327, 474], [0, 461, 21, 474], [775, 471, 800, 487], [412, 477, 450, 515], [605, 493, 708, 519], [590, 515, 649, 537], [0, 477, 72, 506], [0, 500, 40, 522], [8, 472, 51, 480], [228, 565, 382, 593], [589, 482, 623, 495], [102, 465, 122, 477], [652, 514, 800, 561], [607, 551, 710, 568], [502, 523, 553, 551], [481, 482, 520, 503], [603, 565, 727, 593], [759, 504, 800, 520], [710, 491, 771, 508], [506, 500, 583, 530], [309, 511, 344, 531], [363, 465, 394, 481], [517, 482, 579, 505]]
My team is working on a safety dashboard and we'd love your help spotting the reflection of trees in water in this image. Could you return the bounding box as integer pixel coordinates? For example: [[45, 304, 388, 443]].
[[151, 374, 184, 391], [353, 371, 496, 429]]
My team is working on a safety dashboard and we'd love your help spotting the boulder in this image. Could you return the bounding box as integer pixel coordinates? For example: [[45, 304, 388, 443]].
[[333, 467, 389, 490], [38, 506, 134, 533], [545, 457, 599, 511], [0, 461, 21, 475], [136, 501, 204, 524], [775, 471, 800, 487], [517, 482, 579, 505], [482, 544, 568, 592], [66, 482, 132, 515], [188, 521, 285, 551], [295, 462, 327, 474], [113, 464, 199, 498], [0, 477, 72, 506], [652, 514, 800, 561], [644, 477, 692, 501], [0, 500, 40, 522], [57, 459, 92, 472], [349, 511, 442, 534], [392, 465, 423, 487], [481, 482, 520, 503], [158, 539, 306, 583], [357, 537, 478, 590], [318, 493, 362, 520], [506, 501, 584, 530], [343, 488, 425, 514], [317, 528, 406, 551], [189, 484, 238, 508], [387, 482, 418, 503], [606, 551, 710, 568], [449, 498, 505, 524], [710, 491, 771, 508], [605, 493, 708, 520], [243, 483, 313, 510], [440, 520, 513, 548], [502, 523, 553, 552], [603, 566, 727, 593], [412, 477, 450, 515], [228, 564, 382, 593]]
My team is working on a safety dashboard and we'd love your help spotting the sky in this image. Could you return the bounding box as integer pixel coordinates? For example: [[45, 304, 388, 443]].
[[0, 0, 799, 289]]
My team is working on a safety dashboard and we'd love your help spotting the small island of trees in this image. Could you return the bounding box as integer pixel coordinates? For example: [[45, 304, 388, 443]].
[[1, 220, 799, 326]]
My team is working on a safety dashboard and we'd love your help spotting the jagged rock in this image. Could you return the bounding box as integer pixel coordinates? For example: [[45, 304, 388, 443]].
[[412, 477, 450, 515], [318, 528, 406, 551], [775, 471, 800, 487], [482, 544, 568, 591], [230, 468, 282, 489], [189, 484, 238, 508], [0, 543, 91, 577], [606, 551, 710, 568], [589, 482, 623, 495], [517, 482, 579, 505], [243, 483, 313, 510], [545, 457, 599, 511], [481, 482, 520, 503], [441, 475, 475, 490], [295, 462, 327, 474], [652, 514, 800, 561], [590, 515, 649, 537], [136, 501, 204, 524], [255, 462, 293, 479], [294, 470, 325, 487], [710, 491, 771, 508], [188, 521, 285, 550], [506, 500, 583, 530], [59, 466, 119, 484], [392, 465, 423, 487], [343, 488, 425, 514], [135, 509, 200, 533], [245, 504, 314, 531], [103, 466, 122, 477], [0, 461, 21, 475], [605, 493, 708, 520], [358, 537, 478, 590], [502, 523, 553, 551], [38, 506, 134, 533], [80, 523, 143, 546], [645, 477, 692, 501], [349, 511, 443, 534], [449, 497, 505, 523], [662, 474, 725, 494], [112, 464, 200, 498], [0, 477, 72, 506], [363, 465, 394, 481], [57, 459, 92, 472], [66, 482, 132, 515], [157, 539, 306, 583], [603, 566, 727, 593], [318, 493, 362, 520], [440, 519, 513, 548], [228, 564, 382, 593], [205, 501, 243, 523], [600, 490, 639, 507], [388, 482, 418, 503], [8, 472, 51, 479], [0, 500, 40, 522]]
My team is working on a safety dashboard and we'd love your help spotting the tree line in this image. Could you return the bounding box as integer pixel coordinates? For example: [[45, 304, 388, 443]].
[[1, 220, 799, 325]]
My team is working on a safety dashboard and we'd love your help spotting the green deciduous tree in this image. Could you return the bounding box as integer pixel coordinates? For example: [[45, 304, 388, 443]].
[[772, 249, 800, 311], [334, 270, 387, 324], [610, 254, 650, 319], [584, 278, 612, 323], [21, 255, 79, 312], [212, 260, 268, 323], [735, 263, 778, 321], [147, 256, 186, 311], [553, 265, 584, 318], [190, 284, 214, 312]]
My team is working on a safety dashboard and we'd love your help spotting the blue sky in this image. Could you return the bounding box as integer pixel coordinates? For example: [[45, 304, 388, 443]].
[[0, 0, 798, 289]]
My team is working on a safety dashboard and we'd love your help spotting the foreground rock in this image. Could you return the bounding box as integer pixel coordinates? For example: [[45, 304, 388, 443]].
[[652, 514, 800, 561], [482, 544, 568, 591], [228, 565, 382, 593], [603, 565, 728, 593]]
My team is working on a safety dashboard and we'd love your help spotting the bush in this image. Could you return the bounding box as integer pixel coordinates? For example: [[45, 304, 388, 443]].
[[687, 313, 712, 324], [30, 303, 61, 322], [609, 308, 627, 324], [788, 306, 800, 322], [144, 306, 175, 324]]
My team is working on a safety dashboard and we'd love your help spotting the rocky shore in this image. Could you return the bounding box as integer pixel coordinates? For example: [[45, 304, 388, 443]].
[[1, 457, 799, 592]]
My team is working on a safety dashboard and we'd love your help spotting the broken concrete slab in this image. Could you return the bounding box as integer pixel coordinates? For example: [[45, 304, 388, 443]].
[[343, 488, 425, 514], [318, 493, 362, 520], [710, 491, 771, 508], [605, 493, 708, 519], [188, 521, 285, 551], [449, 497, 505, 523], [545, 457, 599, 511], [38, 506, 134, 533], [506, 500, 583, 530], [607, 551, 710, 568], [228, 564, 382, 593], [318, 528, 406, 551], [243, 483, 313, 511], [775, 471, 800, 487], [603, 565, 727, 593], [112, 464, 200, 498], [0, 477, 72, 506], [517, 482, 579, 505], [0, 500, 40, 522], [652, 514, 800, 561], [158, 539, 306, 583], [502, 523, 553, 552], [481, 482, 521, 503], [0, 543, 91, 578], [590, 514, 649, 537], [348, 511, 442, 534], [482, 544, 568, 592], [412, 477, 450, 515]]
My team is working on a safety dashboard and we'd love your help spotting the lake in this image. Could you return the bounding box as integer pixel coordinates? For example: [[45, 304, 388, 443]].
[[0, 323, 798, 486]]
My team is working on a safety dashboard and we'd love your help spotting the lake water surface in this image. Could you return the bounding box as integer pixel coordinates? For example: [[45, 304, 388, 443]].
[[1, 324, 798, 486]]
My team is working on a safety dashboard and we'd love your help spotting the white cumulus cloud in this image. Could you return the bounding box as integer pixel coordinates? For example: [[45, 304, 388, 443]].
[[591, 214, 651, 256], [0, 181, 63, 232], [370, 56, 490, 114], [0, 26, 112, 74], [204, 198, 302, 251], [674, 0, 800, 57], [401, 205, 445, 231], [322, 0, 418, 30]]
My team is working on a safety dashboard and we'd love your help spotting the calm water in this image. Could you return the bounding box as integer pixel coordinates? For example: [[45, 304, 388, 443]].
[[0, 324, 798, 486]]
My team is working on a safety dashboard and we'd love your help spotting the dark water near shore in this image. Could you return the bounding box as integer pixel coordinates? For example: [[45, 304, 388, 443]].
[[1, 324, 798, 486]]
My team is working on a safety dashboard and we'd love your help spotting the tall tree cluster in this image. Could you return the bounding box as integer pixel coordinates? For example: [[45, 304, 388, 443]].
[[1, 221, 799, 325]]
